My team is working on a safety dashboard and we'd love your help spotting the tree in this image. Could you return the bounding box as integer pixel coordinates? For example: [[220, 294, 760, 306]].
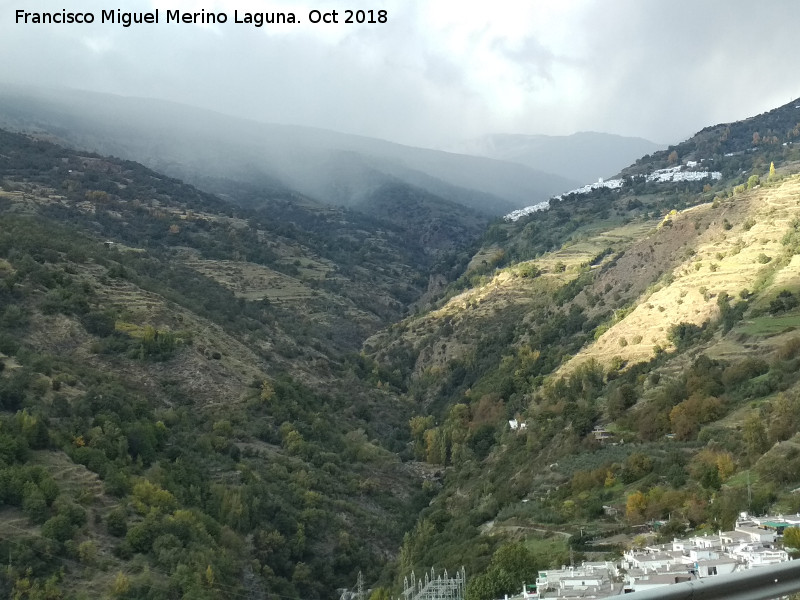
[[370, 589, 392, 600], [668, 150, 679, 165], [282, 428, 306, 457], [409, 415, 434, 460], [769, 393, 800, 443], [622, 453, 654, 483], [78, 540, 98, 565], [658, 519, 688, 542], [22, 482, 48, 524], [466, 543, 539, 600], [425, 427, 448, 464], [607, 384, 637, 419], [41, 514, 75, 542], [715, 453, 735, 481], [466, 571, 505, 600], [770, 161, 777, 179], [784, 527, 800, 550], [106, 507, 128, 537], [260, 379, 275, 403], [769, 290, 798, 315], [667, 322, 703, 350], [626, 491, 648, 523], [743, 414, 769, 461], [670, 394, 723, 440]]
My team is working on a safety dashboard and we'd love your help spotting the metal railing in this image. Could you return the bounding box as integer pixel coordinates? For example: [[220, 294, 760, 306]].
[[620, 559, 800, 600]]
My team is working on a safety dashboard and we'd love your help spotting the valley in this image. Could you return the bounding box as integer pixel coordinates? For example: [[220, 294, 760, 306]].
[[1, 95, 800, 600]]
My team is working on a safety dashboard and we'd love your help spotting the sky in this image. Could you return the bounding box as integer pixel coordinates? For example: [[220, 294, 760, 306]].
[[2, 0, 800, 149]]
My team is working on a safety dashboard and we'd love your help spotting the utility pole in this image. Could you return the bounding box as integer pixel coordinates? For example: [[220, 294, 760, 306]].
[[357, 571, 365, 600], [747, 471, 752, 512]]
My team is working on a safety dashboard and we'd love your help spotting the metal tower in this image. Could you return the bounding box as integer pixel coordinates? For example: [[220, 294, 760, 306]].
[[402, 567, 466, 600]]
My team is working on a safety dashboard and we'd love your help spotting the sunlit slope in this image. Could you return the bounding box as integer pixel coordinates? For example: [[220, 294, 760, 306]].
[[562, 174, 800, 371], [365, 216, 663, 393]]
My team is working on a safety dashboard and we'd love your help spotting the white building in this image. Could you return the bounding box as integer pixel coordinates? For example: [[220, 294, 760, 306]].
[[532, 523, 794, 599]]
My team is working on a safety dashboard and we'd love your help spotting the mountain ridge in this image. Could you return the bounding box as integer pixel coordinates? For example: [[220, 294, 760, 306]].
[[0, 84, 579, 216], [452, 130, 666, 184]]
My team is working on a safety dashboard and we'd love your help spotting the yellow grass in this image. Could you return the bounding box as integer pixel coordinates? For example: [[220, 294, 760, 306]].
[[562, 175, 800, 372]]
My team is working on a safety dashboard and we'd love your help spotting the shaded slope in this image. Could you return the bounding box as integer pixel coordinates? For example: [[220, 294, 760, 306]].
[[0, 128, 434, 598]]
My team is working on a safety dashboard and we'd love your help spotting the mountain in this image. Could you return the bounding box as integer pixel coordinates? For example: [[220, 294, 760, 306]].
[[4, 91, 800, 600], [0, 85, 579, 216], [622, 97, 800, 177], [452, 131, 666, 184]]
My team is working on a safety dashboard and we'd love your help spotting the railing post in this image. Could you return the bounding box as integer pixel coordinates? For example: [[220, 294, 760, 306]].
[[620, 560, 800, 600]]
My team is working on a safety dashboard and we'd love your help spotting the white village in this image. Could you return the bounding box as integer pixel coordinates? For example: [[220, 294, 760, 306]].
[[516, 513, 798, 599], [504, 162, 723, 222]]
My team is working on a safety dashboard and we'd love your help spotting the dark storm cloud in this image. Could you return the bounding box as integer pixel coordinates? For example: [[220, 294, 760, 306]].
[[1, 0, 799, 147]]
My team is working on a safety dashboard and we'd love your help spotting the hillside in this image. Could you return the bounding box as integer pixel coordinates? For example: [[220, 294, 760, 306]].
[[622, 97, 800, 178], [360, 99, 800, 593], [0, 128, 464, 598], [0, 85, 579, 216]]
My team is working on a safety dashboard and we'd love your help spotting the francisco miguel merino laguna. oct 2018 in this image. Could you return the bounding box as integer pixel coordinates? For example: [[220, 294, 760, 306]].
[[14, 8, 388, 26]]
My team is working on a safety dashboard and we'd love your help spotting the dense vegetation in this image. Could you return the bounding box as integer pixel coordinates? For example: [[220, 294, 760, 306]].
[[0, 131, 446, 598]]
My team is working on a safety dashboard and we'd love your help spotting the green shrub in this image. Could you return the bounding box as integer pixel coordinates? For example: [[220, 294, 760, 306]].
[[106, 508, 129, 537], [41, 514, 75, 542], [22, 482, 49, 524], [722, 358, 769, 389], [769, 290, 799, 315], [667, 322, 703, 350]]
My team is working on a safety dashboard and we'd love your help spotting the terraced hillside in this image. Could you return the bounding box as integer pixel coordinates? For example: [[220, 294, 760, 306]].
[[369, 154, 800, 591], [564, 174, 800, 370], [0, 129, 449, 598]]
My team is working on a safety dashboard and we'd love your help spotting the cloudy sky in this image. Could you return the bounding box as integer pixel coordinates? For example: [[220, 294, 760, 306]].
[[3, 0, 799, 148]]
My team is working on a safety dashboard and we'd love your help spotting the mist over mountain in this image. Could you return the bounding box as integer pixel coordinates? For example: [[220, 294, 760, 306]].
[[452, 131, 666, 184], [0, 85, 579, 216]]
